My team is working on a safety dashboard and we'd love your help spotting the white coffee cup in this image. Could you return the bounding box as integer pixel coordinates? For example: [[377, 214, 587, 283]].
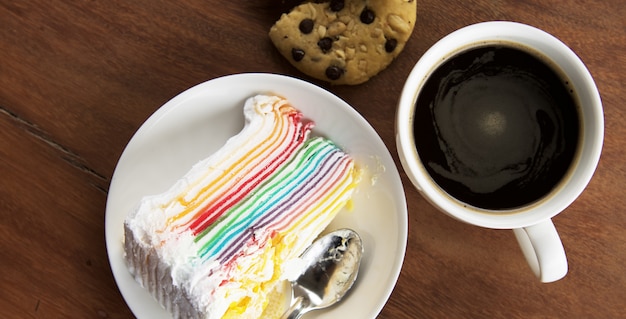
[[396, 21, 604, 282]]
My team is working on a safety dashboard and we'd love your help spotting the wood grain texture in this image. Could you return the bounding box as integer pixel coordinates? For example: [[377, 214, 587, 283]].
[[1, 0, 624, 318]]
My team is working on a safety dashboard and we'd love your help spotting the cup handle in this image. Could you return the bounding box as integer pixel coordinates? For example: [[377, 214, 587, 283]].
[[512, 219, 568, 283]]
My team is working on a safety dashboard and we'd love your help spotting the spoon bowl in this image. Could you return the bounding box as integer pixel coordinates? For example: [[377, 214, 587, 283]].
[[281, 229, 363, 319]]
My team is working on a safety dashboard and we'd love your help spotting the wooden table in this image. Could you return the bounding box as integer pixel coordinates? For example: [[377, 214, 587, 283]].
[[2, 1, 624, 318]]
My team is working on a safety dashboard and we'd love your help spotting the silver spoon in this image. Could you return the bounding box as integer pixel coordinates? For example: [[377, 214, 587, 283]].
[[280, 228, 363, 319]]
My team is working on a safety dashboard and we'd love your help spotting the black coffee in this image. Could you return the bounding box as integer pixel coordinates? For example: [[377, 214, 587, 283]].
[[413, 44, 580, 210]]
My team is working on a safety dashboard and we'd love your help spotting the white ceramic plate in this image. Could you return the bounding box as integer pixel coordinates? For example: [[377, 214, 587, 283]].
[[105, 73, 407, 318]]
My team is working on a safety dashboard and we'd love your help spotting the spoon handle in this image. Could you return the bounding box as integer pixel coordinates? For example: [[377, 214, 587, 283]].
[[280, 295, 309, 319]]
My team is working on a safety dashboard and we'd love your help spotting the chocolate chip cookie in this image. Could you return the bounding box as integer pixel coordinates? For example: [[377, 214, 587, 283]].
[[269, 0, 417, 85]]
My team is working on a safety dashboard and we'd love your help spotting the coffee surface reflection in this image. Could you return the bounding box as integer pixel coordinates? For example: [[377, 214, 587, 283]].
[[413, 44, 580, 210]]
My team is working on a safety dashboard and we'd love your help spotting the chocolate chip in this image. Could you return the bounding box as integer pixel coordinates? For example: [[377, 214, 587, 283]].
[[385, 38, 398, 53], [291, 48, 305, 61], [325, 65, 344, 80], [299, 19, 314, 34], [360, 8, 375, 24], [317, 37, 333, 53], [329, 0, 345, 12]]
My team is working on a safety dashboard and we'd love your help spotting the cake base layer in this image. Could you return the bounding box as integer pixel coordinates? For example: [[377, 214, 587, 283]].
[[125, 223, 203, 318]]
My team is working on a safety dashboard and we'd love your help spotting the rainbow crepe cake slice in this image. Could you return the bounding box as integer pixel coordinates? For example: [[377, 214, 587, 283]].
[[124, 95, 358, 318]]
